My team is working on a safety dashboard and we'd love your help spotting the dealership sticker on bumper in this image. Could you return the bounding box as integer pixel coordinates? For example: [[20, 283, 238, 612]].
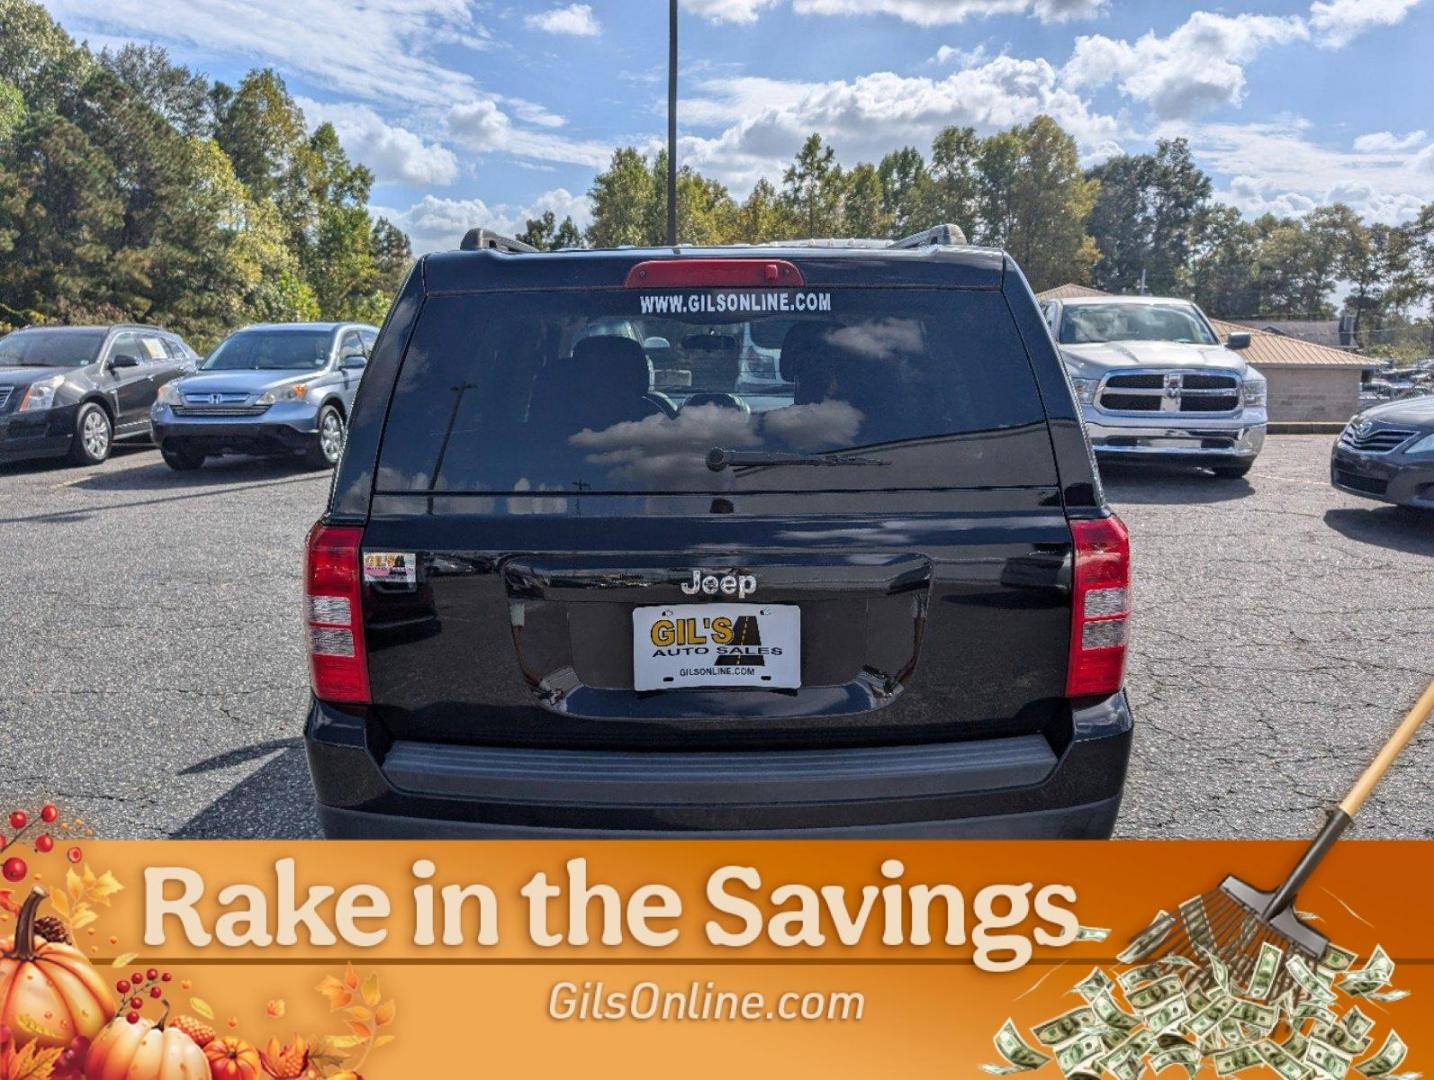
[[363, 552, 416, 588], [633, 604, 800, 691]]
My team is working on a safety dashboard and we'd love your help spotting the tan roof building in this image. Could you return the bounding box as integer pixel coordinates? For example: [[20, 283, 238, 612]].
[[1036, 285, 1365, 424]]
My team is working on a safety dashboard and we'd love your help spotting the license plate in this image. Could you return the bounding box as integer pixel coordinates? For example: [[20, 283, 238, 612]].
[[632, 604, 800, 691]]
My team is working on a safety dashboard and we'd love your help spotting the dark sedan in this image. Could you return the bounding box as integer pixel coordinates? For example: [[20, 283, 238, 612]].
[[0, 324, 197, 466], [1331, 395, 1434, 510]]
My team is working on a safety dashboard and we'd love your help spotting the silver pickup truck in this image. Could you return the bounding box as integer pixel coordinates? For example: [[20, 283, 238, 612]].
[[1041, 295, 1267, 479]]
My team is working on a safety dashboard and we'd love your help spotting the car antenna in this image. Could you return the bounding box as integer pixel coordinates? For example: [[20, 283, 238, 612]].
[[666, 0, 678, 248]]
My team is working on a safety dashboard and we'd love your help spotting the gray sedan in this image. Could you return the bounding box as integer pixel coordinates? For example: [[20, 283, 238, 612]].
[[150, 322, 377, 471]]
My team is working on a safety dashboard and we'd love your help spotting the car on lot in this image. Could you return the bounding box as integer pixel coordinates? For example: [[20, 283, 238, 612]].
[[1330, 396, 1434, 510], [150, 322, 377, 471], [302, 225, 1135, 840], [0, 324, 198, 466], [1041, 295, 1267, 479]]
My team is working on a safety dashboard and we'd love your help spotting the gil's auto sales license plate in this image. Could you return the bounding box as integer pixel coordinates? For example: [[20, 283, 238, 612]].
[[632, 604, 800, 691]]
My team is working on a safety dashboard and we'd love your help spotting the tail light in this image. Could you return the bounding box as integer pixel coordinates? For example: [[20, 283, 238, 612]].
[[304, 523, 370, 704], [1066, 516, 1131, 699], [624, 259, 804, 288]]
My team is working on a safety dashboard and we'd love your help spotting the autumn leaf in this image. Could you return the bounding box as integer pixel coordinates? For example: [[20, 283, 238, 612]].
[[360, 972, 381, 1008], [0, 890, 19, 917], [316, 975, 353, 1011], [190, 997, 215, 1021], [86, 869, 124, 905], [47, 891, 69, 920], [110, 952, 138, 968], [321, 1035, 365, 1053], [373, 1034, 396, 1050], [265, 999, 286, 1019], [65, 869, 83, 905], [2, 1041, 64, 1080], [342, 1006, 371, 1025], [345, 1021, 372, 1040], [343, 963, 359, 990], [373, 1000, 395, 1027]]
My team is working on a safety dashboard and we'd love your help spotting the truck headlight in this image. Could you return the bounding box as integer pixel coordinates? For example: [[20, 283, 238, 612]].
[[18, 374, 63, 411], [1069, 377, 1100, 405], [1407, 433, 1434, 455], [1241, 377, 1267, 408], [256, 383, 308, 406], [157, 381, 183, 406]]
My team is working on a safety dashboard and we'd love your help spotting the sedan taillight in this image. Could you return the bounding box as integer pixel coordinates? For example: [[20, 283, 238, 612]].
[[1066, 516, 1131, 699], [304, 523, 370, 704]]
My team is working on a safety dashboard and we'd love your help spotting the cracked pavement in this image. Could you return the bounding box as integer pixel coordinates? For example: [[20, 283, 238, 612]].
[[1, 436, 1431, 839]]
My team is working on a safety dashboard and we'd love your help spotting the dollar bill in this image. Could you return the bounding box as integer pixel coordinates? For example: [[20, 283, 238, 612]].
[[1188, 997, 1237, 1039], [1320, 943, 1358, 973], [1200, 945, 1232, 993], [1283, 1032, 1309, 1059], [1214, 1045, 1264, 1075], [1355, 1032, 1407, 1078], [1128, 975, 1185, 1014], [1362, 989, 1409, 1003], [1076, 925, 1112, 942], [1151, 1044, 1200, 1078], [1313, 1020, 1373, 1055], [1179, 896, 1217, 953], [1259, 1039, 1313, 1080], [1074, 968, 1114, 1002], [1308, 1037, 1354, 1079], [1246, 941, 1284, 1001], [1034, 1007, 1099, 1047], [1343, 1008, 1375, 1040], [1146, 997, 1191, 1035], [1091, 991, 1142, 1034], [1340, 947, 1394, 997], [1228, 999, 1279, 1033], [986, 1019, 1053, 1074], [1288, 955, 1339, 1005], [1057, 1033, 1107, 1076], [1119, 911, 1176, 965]]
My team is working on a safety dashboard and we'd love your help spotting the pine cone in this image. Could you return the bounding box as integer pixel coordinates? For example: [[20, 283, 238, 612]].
[[33, 915, 70, 944]]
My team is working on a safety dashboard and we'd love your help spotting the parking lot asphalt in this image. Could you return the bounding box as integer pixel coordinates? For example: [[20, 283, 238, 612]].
[[1, 435, 1431, 840]]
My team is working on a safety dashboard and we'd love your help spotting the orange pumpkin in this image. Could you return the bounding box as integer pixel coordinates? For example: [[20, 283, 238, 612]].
[[84, 1015, 209, 1080], [0, 888, 115, 1050], [204, 1036, 261, 1080]]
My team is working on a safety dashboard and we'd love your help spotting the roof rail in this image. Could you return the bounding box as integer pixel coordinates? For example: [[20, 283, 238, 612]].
[[459, 228, 539, 254], [889, 223, 967, 249]]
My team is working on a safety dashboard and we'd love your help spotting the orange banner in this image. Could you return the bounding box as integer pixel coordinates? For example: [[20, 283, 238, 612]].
[[0, 841, 1427, 1078]]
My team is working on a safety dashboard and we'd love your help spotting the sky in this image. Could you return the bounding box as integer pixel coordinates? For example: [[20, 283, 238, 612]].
[[40, 0, 1434, 253]]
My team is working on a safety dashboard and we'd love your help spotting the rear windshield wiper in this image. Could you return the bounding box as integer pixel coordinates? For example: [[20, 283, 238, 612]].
[[706, 447, 888, 472]]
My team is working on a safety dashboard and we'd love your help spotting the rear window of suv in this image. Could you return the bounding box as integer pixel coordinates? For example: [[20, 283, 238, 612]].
[[375, 287, 1057, 494]]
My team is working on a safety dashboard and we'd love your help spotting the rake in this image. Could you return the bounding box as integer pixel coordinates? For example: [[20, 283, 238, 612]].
[[1132, 677, 1434, 1003]]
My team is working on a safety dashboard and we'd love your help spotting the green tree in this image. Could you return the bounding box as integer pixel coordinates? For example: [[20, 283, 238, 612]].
[[98, 44, 210, 137], [586, 147, 656, 247], [213, 69, 308, 205], [927, 126, 980, 237], [842, 162, 890, 237], [877, 146, 931, 237], [1189, 205, 1259, 317], [734, 178, 795, 243], [518, 209, 582, 250], [782, 133, 847, 237]]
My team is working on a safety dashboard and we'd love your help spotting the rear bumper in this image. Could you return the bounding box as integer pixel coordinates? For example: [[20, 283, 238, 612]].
[[1083, 406, 1266, 466], [1330, 445, 1434, 509], [305, 693, 1134, 839]]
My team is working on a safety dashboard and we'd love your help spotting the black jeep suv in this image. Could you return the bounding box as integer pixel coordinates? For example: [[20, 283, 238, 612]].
[[303, 226, 1135, 838]]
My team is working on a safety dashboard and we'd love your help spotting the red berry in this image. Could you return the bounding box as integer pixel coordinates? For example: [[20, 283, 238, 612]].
[[35, 834, 54, 853], [150, 986, 162, 999], [66, 846, 82, 864], [161, 972, 172, 982], [40, 805, 58, 824], [129, 997, 143, 1010], [8, 811, 26, 831], [2, 857, 26, 882], [131, 972, 143, 985], [116, 980, 130, 994], [126, 1012, 140, 1025], [146, 968, 159, 981]]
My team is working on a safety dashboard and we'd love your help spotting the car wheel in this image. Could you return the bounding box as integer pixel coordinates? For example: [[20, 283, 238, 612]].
[[67, 402, 112, 465], [161, 444, 206, 471], [305, 404, 346, 469], [1212, 463, 1254, 479]]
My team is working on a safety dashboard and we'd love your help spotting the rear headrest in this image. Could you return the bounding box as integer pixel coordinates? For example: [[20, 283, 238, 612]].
[[778, 321, 833, 384], [570, 335, 654, 399]]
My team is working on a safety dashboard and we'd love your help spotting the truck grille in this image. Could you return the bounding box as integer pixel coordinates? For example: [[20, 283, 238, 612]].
[[0, 386, 12, 411], [1098, 371, 1240, 414], [1338, 425, 1417, 454]]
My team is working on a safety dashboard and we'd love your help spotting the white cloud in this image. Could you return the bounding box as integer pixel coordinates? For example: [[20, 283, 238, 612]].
[[445, 99, 612, 167], [930, 43, 993, 67], [296, 98, 458, 186], [1063, 12, 1307, 120], [1220, 176, 1318, 218], [1308, 0, 1422, 48], [376, 189, 592, 253], [45, 0, 490, 107], [677, 58, 1121, 190], [1353, 130, 1429, 154], [524, 3, 599, 36], [793, 0, 1105, 23], [680, 0, 780, 24]]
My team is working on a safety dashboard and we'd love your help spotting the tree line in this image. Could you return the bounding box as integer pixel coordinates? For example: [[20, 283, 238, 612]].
[[0, 0, 411, 348], [547, 121, 1434, 359]]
